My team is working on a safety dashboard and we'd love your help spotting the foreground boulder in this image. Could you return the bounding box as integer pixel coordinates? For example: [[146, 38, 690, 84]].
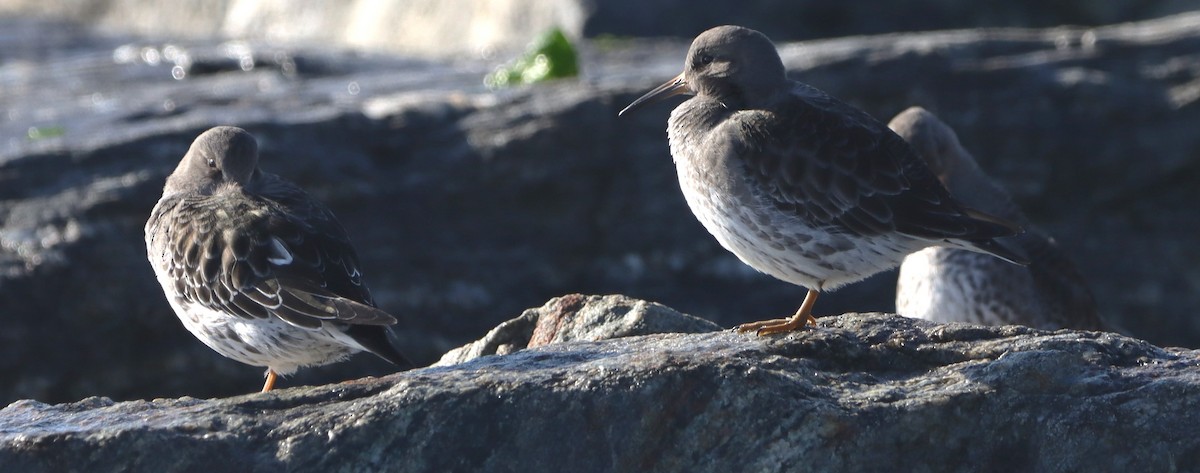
[[1, 296, 1195, 472]]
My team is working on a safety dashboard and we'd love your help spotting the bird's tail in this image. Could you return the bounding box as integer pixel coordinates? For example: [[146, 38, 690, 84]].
[[962, 238, 1031, 266], [957, 207, 1030, 266], [345, 325, 413, 367]]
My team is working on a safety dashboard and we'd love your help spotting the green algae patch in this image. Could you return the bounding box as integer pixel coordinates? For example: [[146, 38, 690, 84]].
[[27, 126, 65, 140], [485, 28, 579, 88]]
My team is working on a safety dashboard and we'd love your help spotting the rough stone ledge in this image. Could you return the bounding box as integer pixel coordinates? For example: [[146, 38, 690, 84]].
[[1, 296, 1195, 472]]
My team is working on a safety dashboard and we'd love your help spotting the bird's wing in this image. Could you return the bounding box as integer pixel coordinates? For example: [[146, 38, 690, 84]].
[[729, 93, 1020, 241], [164, 186, 396, 330]]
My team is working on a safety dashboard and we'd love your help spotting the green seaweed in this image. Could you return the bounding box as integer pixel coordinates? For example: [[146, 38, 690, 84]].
[[485, 28, 579, 89], [27, 126, 65, 140]]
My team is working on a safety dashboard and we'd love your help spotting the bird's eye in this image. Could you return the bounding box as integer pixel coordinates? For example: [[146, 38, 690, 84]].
[[206, 158, 217, 169], [699, 54, 715, 65]]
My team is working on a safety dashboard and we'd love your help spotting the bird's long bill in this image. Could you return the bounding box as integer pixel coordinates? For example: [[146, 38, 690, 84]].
[[618, 72, 691, 116]]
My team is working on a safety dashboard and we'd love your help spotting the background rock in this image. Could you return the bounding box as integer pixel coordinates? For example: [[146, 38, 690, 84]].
[[1, 11, 1199, 404], [1, 0, 1197, 58], [2, 306, 1197, 472]]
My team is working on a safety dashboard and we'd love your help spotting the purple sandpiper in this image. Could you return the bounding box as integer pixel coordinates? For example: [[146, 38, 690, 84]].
[[620, 26, 1027, 335], [890, 107, 1102, 330], [145, 126, 408, 392]]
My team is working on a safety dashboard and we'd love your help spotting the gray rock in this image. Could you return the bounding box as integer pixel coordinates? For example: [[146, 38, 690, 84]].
[[1, 304, 1196, 472], [436, 293, 721, 365], [2, 12, 1200, 404]]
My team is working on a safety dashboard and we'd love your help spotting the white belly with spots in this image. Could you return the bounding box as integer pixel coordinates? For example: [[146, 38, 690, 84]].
[[896, 248, 960, 322], [897, 246, 1033, 327], [679, 178, 914, 290], [148, 253, 361, 376], [669, 130, 920, 291], [169, 299, 358, 375]]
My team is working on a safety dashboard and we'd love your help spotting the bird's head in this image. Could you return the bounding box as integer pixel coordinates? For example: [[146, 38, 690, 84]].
[[620, 25, 787, 116], [887, 107, 977, 184], [166, 126, 260, 196]]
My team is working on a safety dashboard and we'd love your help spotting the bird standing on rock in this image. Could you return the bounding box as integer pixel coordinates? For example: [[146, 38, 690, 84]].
[[620, 25, 1027, 335], [889, 107, 1103, 330], [145, 126, 408, 392]]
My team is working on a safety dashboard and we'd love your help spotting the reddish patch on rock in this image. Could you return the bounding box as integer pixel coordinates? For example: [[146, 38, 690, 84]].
[[528, 294, 588, 348]]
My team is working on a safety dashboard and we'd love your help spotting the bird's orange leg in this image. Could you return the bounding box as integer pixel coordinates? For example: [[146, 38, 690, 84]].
[[261, 370, 278, 392], [735, 289, 820, 336]]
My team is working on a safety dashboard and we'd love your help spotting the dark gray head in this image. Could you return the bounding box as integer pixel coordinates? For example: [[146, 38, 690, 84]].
[[165, 126, 259, 196], [620, 25, 787, 115], [683, 26, 787, 104], [888, 107, 1023, 223], [887, 107, 981, 186]]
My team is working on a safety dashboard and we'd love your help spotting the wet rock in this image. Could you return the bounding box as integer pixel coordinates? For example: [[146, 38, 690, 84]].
[[2, 0, 1195, 58], [1, 307, 1196, 472]]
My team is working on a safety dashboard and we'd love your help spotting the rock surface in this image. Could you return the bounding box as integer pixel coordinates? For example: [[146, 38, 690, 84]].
[[2, 12, 1200, 404], [1, 298, 1196, 472]]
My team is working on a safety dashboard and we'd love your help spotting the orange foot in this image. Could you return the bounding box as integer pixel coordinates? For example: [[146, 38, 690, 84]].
[[735, 313, 818, 335], [734, 288, 820, 336], [261, 369, 278, 393]]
